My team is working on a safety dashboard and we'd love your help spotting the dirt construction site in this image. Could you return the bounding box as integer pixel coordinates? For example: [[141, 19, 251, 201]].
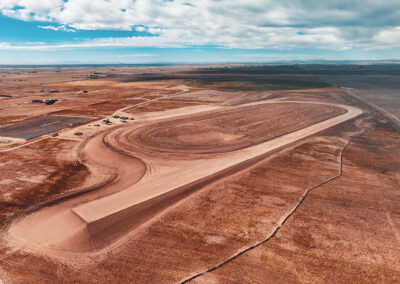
[[0, 64, 399, 283]]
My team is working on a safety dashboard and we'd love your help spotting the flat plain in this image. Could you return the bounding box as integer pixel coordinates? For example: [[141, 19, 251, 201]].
[[0, 64, 399, 283]]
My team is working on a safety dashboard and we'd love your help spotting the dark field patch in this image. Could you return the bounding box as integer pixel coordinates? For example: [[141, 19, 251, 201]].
[[0, 115, 92, 140], [303, 63, 400, 76], [55, 99, 146, 116], [118, 65, 331, 91], [0, 94, 12, 99], [188, 78, 331, 91]]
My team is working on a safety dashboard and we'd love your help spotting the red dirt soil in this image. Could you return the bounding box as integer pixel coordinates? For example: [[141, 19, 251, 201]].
[[0, 67, 398, 284], [4, 100, 360, 265]]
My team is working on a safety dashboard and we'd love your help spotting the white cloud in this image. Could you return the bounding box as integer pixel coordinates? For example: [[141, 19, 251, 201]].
[[38, 24, 76, 32], [135, 26, 147, 32], [373, 27, 400, 47], [114, 53, 156, 57], [0, 0, 400, 50]]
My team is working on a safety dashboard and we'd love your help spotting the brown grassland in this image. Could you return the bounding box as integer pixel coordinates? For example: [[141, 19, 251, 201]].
[[0, 64, 399, 283]]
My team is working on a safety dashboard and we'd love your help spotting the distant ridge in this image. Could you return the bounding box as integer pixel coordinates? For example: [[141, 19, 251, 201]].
[[0, 60, 400, 68]]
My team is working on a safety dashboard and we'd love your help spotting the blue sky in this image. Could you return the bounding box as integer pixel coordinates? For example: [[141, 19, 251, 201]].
[[0, 0, 400, 64]]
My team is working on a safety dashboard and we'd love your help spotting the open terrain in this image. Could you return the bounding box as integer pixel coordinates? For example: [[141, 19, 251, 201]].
[[304, 63, 400, 128], [0, 64, 399, 283]]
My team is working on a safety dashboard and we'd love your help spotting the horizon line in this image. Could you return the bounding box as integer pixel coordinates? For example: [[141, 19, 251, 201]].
[[1, 59, 400, 68]]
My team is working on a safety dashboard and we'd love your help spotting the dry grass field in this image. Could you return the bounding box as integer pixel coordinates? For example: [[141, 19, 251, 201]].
[[0, 64, 398, 283]]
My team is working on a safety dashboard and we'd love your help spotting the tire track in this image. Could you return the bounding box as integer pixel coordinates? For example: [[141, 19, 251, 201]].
[[179, 129, 364, 283]]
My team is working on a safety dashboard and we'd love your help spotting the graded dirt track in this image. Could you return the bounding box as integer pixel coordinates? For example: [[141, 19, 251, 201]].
[[6, 100, 361, 262], [117, 103, 344, 156], [0, 65, 399, 283], [6, 130, 146, 257]]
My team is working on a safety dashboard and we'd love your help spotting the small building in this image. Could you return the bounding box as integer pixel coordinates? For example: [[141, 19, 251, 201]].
[[44, 98, 58, 105]]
